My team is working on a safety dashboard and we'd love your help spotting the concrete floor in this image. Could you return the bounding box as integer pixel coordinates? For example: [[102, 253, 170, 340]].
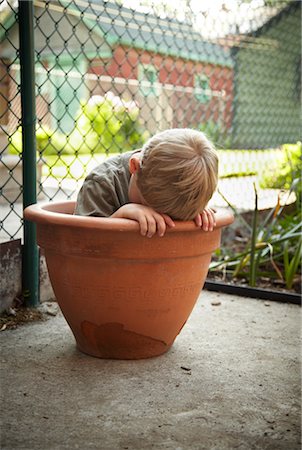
[[0, 291, 301, 450]]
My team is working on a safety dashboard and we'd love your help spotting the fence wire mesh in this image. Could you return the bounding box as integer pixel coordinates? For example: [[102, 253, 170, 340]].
[[0, 0, 301, 292]]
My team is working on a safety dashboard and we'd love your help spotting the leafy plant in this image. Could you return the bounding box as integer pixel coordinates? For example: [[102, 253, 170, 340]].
[[68, 92, 149, 154], [211, 178, 302, 291], [282, 217, 302, 289], [261, 141, 302, 200], [9, 92, 149, 157], [9, 125, 72, 156]]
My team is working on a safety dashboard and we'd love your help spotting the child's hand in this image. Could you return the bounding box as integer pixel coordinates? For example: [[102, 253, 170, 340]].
[[194, 207, 216, 231], [111, 204, 175, 237]]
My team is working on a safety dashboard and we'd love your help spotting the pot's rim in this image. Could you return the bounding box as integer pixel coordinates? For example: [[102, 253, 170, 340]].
[[24, 201, 234, 233]]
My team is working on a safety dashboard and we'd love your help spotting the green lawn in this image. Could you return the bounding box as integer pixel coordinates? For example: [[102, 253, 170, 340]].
[[42, 154, 107, 180], [217, 148, 282, 178]]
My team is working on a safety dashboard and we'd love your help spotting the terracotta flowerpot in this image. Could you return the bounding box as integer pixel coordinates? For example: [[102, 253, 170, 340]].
[[24, 201, 233, 359]]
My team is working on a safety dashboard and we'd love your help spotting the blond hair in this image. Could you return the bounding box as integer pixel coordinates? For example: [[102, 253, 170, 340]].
[[136, 128, 218, 220]]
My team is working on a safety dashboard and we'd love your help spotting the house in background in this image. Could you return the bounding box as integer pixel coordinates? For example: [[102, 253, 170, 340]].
[[81, 0, 233, 134], [1, 0, 299, 150], [0, 0, 233, 146], [231, 1, 301, 148]]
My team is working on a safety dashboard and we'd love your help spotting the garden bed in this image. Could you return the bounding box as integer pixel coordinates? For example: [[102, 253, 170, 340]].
[[208, 206, 301, 300]]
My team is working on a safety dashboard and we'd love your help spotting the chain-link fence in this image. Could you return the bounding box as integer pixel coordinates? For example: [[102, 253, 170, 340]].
[[1, 0, 301, 300]]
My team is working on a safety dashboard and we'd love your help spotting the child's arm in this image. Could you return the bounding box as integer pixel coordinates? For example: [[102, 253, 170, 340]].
[[111, 204, 175, 238], [194, 207, 216, 232]]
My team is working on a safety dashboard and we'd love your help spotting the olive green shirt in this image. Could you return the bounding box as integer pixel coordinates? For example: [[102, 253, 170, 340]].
[[75, 151, 137, 217]]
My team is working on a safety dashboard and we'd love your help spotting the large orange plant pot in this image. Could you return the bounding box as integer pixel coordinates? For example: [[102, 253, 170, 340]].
[[24, 201, 233, 359]]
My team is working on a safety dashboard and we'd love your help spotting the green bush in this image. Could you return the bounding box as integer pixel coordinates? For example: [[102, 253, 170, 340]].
[[9, 92, 149, 156], [36, 126, 72, 155], [9, 125, 72, 156], [261, 142, 302, 195], [8, 127, 22, 155], [68, 92, 149, 154]]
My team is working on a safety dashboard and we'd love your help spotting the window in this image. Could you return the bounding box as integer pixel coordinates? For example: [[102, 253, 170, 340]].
[[138, 64, 158, 97], [194, 74, 211, 104]]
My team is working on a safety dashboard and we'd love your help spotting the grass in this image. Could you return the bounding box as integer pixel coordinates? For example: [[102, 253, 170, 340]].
[[41, 148, 283, 181], [217, 148, 283, 179], [42, 154, 107, 180]]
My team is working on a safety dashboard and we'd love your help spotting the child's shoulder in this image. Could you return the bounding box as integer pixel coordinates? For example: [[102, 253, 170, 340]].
[[106, 150, 139, 166], [87, 150, 141, 181]]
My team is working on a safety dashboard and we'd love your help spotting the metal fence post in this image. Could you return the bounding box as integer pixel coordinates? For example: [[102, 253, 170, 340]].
[[19, 0, 39, 307]]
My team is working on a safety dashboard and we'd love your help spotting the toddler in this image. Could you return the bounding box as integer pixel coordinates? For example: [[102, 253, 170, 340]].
[[75, 128, 218, 237]]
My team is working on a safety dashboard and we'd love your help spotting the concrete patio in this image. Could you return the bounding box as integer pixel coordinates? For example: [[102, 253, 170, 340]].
[[1, 290, 300, 450]]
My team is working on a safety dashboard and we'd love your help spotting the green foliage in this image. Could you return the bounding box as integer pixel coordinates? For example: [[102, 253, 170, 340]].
[[9, 92, 149, 156], [198, 120, 232, 149], [9, 125, 72, 156], [279, 212, 302, 289], [211, 179, 302, 291], [261, 142, 302, 199], [36, 126, 72, 156], [8, 127, 22, 155], [68, 92, 149, 154], [262, 0, 292, 6]]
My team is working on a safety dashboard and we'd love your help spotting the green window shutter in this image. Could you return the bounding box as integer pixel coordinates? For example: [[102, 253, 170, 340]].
[[138, 64, 158, 97], [50, 56, 88, 134], [194, 74, 211, 104]]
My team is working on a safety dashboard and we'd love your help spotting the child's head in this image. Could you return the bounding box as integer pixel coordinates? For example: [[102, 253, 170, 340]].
[[129, 128, 218, 220]]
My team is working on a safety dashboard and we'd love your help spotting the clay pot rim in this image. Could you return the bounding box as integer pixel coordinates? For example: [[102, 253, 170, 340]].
[[24, 201, 234, 233]]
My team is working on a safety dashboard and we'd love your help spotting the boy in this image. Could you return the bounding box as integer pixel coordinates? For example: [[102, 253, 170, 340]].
[[75, 128, 218, 237]]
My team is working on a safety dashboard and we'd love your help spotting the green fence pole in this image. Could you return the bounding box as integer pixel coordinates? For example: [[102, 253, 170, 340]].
[[19, 0, 39, 307]]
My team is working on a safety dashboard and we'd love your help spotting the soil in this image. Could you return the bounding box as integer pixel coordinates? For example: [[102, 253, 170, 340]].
[[206, 271, 301, 295], [0, 307, 45, 331]]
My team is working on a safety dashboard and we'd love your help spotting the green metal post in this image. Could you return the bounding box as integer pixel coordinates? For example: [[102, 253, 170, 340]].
[[19, 0, 39, 307]]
